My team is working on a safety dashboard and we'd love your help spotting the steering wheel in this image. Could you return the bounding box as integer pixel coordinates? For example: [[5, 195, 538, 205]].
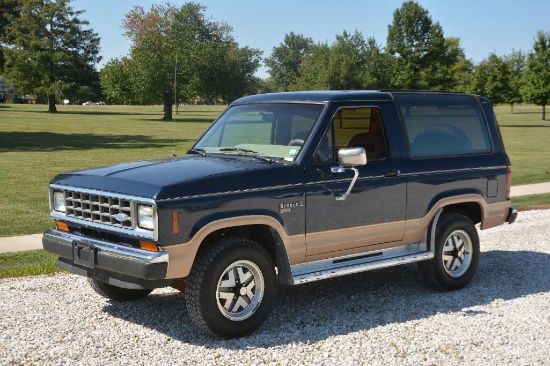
[[288, 139, 304, 146]]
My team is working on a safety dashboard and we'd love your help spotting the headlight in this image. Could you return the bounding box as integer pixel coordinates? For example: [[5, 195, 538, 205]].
[[53, 191, 66, 213], [137, 205, 154, 230]]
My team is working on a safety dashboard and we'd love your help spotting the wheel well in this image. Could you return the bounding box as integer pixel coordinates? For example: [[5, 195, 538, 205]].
[[199, 224, 294, 285], [202, 224, 279, 264], [443, 202, 482, 225]]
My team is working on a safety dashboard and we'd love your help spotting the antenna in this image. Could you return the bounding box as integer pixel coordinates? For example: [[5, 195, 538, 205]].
[[171, 55, 177, 157]]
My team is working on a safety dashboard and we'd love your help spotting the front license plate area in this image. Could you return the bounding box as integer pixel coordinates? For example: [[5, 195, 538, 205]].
[[73, 241, 95, 268]]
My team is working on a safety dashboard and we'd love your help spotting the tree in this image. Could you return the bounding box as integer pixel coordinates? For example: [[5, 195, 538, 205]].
[[294, 33, 394, 91], [200, 43, 262, 103], [3, 0, 101, 112], [503, 50, 526, 112], [100, 57, 140, 104], [291, 42, 330, 90], [324, 30, 368, 90], [123, 2, 259, 119], [360, 37, 397, 89], [522, 31, 550, 120], [0, 0, 22, 72], [386, 1, 462, 90], [265, 32, 314, 91], [471, 53, 511, 105]]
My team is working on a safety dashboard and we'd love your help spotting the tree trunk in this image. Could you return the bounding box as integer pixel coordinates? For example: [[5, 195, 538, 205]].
[[543, 105, 546, 120], [162, 99, 173, 121], [47, 94, 57, 113]]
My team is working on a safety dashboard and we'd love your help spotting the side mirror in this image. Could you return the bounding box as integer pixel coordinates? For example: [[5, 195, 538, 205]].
[[338, 147, 367, 167], [330, 148, 367, 201]]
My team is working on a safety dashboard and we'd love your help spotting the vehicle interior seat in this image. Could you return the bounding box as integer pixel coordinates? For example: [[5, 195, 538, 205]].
[[346, 110, 386, 160]]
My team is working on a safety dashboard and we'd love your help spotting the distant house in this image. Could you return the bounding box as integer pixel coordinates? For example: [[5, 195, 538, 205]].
[[0, 76, 14, 102]]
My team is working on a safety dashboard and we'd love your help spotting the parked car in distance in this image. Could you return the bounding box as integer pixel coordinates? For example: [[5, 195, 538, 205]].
[[43, 90, 517, 339], [83, 101, 97, 106]]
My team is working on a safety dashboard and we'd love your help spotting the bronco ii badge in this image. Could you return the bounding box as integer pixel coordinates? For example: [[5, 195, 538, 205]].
[[279, 201, 304, 214]]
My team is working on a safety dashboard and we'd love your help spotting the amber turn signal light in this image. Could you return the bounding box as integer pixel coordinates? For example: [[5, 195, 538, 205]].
[[172, 211, 180, 235], [55, 221, 69, 232], [139, 240, 159, 252]]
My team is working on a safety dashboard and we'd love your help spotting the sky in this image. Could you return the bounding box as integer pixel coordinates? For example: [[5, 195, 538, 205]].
[[72, 0, 549, 78]]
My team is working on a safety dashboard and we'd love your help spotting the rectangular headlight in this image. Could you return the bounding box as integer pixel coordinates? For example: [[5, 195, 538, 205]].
[[137, 205, 154, 230], [53, 191, 66, 213]]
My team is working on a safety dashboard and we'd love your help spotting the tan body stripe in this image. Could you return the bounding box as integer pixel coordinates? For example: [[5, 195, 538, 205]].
[[161, 195, 510, 279]]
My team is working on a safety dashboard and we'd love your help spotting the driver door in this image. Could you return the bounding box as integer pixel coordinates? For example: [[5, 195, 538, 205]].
[[304, 106, 406, 260]]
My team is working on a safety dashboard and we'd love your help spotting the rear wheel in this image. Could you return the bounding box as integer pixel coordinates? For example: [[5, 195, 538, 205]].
[[87, 278, 152, 301], [185, 237, 277, 339], [419, 212, 480, 290]]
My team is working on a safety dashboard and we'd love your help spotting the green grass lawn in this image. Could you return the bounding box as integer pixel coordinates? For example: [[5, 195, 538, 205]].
[[0, 102, 549, 238], [0, 103, 225, 236], [493, 104, 550, 185], [0, 250, 58, 278]]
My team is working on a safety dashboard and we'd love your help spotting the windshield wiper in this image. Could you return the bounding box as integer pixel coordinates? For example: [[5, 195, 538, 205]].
[[219, 147, 259, 154], [218, 147, 275, 163], [187, 148, 207, 157]]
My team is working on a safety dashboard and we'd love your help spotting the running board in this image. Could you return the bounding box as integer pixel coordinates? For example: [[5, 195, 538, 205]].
[[291, 243, 433, 285]]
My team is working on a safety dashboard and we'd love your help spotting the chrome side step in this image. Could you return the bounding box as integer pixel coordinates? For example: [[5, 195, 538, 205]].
[[291, 243, 433, 285]]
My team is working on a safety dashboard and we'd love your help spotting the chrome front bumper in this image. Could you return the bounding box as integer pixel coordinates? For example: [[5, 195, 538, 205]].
[[43, 229, 170, 289]]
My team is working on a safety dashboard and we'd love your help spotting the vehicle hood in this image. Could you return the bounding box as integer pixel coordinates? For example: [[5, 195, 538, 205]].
[[50, 155, 300, 200]]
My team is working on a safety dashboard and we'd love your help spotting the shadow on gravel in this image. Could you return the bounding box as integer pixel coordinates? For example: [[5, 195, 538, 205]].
[[102, 249, 550, 348]]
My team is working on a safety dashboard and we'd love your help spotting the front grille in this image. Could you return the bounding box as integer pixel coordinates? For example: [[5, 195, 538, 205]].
[[65, 191, 133, 229]]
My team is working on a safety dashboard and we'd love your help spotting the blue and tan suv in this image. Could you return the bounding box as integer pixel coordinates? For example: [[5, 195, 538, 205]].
[[43, 90, 517, 338]]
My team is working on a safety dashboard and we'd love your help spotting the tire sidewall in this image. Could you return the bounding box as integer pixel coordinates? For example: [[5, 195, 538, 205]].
[[195, 239, 277, 338], [432, 214, 480, 290]]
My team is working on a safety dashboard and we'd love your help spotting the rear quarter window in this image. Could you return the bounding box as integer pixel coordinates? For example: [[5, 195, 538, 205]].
[[394, 94, 492, 158]]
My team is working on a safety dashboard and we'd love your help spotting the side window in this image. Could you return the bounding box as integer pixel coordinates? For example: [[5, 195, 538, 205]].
[[394, 94, 492, 158], [315, 107, 388, 163]]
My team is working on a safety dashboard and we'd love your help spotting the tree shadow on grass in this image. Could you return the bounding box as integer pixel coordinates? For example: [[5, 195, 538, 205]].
[[0, 131, 194, 152], [501, 124, 550, 128], [136, 117, 216, 123], [4, 108, 161, 116], [102, 249, 550, 348]]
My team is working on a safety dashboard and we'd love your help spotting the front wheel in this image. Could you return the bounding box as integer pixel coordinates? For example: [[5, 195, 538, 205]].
[[185, 237, 277, 339], [419, 212, 480, 291], [87, 278, 152, 301]]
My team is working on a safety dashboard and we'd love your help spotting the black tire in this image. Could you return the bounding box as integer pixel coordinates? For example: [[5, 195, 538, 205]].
[[185, 237, 277, 339], [87, 278, 153, 302], [419, 212, 480, 291]]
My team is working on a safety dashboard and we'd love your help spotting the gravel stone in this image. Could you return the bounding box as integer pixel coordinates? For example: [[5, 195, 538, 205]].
[[1, 209, 549, 365]]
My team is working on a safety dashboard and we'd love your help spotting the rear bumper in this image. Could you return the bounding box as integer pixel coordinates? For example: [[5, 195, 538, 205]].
[[42, 229, 171, 289], [507, 207, 518, 224]]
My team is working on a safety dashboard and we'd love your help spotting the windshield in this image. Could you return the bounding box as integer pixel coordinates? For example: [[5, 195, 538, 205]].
[[193, 103, 324, 161]]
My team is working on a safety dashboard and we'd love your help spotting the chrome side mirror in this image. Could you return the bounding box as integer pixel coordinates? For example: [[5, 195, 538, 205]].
[[330, 148, 367, 201]]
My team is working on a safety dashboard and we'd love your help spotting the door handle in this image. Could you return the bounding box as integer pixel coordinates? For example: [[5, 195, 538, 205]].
[[384, 169, 400, 177]]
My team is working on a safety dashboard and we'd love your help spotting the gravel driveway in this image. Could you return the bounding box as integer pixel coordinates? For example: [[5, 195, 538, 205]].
[[1, 210, 549, 365]]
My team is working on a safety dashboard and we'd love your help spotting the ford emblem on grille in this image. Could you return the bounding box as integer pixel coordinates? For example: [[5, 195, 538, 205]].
[[115, 213, 131, 223]]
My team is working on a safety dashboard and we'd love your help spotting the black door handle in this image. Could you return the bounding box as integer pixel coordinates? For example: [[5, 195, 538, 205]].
[[384, 169, 400, 177]]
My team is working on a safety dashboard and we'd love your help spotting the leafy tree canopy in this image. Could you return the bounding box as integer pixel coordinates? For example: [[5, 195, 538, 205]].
[[121, 2, 261, 120], [3, 0, 101, 112], [265, 32, 314, 92], [522, 30, 550, 119]]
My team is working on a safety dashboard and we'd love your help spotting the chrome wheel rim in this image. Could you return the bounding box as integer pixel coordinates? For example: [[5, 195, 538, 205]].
[[216, 260, 264, 321], [442, 230, 473, 278]]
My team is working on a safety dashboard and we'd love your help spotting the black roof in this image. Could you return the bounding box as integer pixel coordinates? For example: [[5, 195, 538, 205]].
[[232, 90, 468, 105]]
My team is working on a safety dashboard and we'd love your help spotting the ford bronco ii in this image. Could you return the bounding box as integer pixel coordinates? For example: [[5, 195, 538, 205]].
[[43, 90, 517, 338]]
